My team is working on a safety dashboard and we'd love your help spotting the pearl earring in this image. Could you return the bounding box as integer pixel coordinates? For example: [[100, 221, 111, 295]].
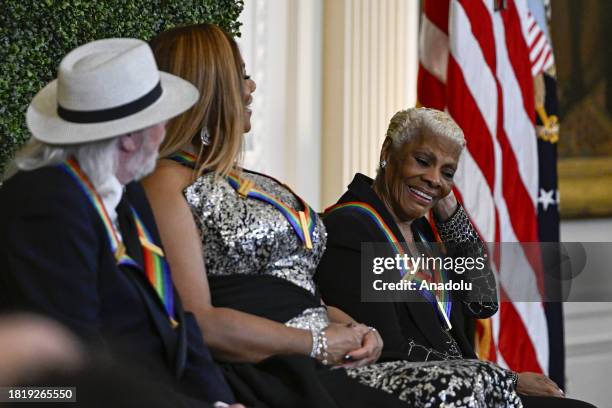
[[380, 160, 387, 169]]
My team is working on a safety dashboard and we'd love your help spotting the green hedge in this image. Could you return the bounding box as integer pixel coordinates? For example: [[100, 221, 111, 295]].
[[0, 0, 244, 175]]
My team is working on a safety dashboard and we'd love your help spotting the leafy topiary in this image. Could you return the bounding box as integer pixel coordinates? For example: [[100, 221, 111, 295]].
[[0, 0, 244, 174]]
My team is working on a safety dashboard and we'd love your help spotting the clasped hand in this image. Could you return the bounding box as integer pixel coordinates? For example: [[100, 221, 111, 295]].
[[320, 322, 383, 368], [517, 372, 564, 398]]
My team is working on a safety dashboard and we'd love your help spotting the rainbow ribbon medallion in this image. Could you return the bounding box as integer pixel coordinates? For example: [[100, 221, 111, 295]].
[[227, 172, 316, 250], [325, 201, 452, 329], [60, 158, 178, 328], [169, 150, 316, 250], [131, 208, 178, 328]]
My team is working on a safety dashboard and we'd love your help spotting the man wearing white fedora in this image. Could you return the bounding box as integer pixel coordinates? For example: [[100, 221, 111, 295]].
[[0, 38, 243, 407]]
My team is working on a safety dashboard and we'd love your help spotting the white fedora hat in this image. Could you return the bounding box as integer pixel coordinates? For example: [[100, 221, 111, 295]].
[[26, 38, 199, 144]]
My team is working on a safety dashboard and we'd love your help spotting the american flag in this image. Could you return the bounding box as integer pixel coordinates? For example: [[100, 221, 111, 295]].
[[526, 10, 554, 76], [418, 0, 552, 374]]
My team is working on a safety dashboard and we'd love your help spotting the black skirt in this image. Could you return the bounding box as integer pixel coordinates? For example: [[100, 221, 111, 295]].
[[209, 274, 407, 407]]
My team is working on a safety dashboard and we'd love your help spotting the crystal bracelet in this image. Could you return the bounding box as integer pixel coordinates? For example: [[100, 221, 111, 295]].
[[309, 328, 321, 358], [310, 327, 330, 365], [319, 329, 329, 365]]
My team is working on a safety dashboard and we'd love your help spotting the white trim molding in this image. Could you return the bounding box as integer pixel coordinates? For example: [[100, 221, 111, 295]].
[[238, 0, 323, 209], [322, 0, 419, 208]]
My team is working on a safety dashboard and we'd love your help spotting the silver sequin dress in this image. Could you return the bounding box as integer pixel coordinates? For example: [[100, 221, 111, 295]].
[[184, 171, 522, 408]]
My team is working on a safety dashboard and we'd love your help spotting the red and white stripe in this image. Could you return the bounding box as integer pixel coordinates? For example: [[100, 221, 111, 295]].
[[418, 0, 549, 374], [526, 11, 554, 76]]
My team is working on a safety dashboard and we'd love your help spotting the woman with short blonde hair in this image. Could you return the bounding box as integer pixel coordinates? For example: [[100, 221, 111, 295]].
[[317, 107, 595, 408]]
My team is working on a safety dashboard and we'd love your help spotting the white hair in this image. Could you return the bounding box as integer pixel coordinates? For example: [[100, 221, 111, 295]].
[[386, 107, 465, 151], [123, 128, 160, 181], [4, 137, 119, 189]]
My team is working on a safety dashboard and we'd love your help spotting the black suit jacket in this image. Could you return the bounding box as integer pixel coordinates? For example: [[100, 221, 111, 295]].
[[0, 165, 233, 405], [315, 173, 479, 361]]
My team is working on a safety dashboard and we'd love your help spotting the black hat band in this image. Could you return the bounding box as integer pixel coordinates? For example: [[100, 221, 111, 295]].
[[57, 81, 162, 124]]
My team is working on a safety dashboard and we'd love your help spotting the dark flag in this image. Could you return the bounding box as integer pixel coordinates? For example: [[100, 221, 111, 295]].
[[527, 0, 565, 389], [535, 71, 565, 389]]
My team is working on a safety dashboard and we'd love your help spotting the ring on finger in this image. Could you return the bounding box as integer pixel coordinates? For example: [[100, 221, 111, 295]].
[[367, 327, 378, 344]]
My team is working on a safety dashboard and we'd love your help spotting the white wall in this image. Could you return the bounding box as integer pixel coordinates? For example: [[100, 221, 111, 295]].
[[238, 0, 323, 209], [238, 0, 420, 211], [321, 0, 420, 208], [561, 218, 612, 407]]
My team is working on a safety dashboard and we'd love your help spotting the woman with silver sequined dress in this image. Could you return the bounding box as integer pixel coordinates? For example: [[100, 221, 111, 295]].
[[143, 24, 523, 407], [182, 166, 523, 407]]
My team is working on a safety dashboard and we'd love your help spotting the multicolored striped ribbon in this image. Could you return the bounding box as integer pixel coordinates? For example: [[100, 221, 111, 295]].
[[168, 150, 316, 250], [168, 150, 198, 168], [324, 201, 452, 329], [60, 158, 178, 328], [130, 208, 177, 326], [226, 173, 316, 249]]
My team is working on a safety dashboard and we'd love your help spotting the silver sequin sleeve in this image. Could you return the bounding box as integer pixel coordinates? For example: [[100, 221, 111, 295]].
[[435, 206, 499, 319]]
